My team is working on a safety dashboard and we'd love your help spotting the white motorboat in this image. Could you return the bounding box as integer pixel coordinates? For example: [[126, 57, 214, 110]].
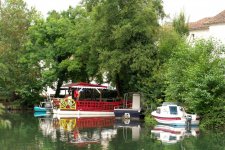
[[151, 102, 200, 126]]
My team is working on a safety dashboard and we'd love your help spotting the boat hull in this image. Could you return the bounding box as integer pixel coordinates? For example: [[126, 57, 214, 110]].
[[151, 111, 199, 126], [114, 109, 141, 119], [53, 109, 114, 118], [34, 106, 46, 112]]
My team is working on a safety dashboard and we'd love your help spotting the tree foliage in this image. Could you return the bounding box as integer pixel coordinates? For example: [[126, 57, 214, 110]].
[[89, 0, 164, 95], [0, 0, 41, 105], [147, 26, 186, 106], [172, 11, 189, 36], [27, 6, 98, 97]]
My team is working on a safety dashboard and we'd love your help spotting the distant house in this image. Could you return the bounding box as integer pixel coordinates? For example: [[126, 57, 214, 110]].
[[189, 10, 225, 43]]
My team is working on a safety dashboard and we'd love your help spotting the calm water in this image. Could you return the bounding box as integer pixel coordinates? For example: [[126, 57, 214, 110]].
[[0, 112, 225, 150]]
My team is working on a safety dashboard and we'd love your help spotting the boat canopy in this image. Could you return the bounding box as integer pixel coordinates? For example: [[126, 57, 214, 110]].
[[61, 82, 108, 90]]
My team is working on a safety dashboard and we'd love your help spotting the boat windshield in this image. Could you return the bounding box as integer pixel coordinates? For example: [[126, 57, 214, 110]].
[[169, 106, 178, 115], [41, 102, 52, 108], [156, 108, 161, 114], [45, 102, 52, 108]]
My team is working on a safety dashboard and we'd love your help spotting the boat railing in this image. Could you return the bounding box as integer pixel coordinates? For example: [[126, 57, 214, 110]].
[[114, 102, 132, 109], [114, 98, 132, 109], [76, 100, 121, 111]]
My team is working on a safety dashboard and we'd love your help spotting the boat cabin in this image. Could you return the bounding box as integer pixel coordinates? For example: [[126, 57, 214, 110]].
[[54, 82, 119, 101], [156, 102, 185, 116], [52, 82, 122, 111]]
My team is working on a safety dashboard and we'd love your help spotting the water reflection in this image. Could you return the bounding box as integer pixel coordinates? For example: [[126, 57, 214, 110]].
[[37, 115, 119, 148], [0, 103, 11, 129], [2, 113, 225, 149], [114, 119, 141, 141], [36, 114, 202, 149], [151, 124, 199, 144]]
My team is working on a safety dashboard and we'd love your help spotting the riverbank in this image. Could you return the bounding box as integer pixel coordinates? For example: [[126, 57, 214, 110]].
[[0, 101, 33, 112]]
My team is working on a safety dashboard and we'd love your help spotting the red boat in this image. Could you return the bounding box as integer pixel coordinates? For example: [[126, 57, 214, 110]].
[[52, 82, 123, 117]]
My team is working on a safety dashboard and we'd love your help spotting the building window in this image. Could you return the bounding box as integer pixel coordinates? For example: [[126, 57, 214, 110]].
[[192, 33, 195, 39]]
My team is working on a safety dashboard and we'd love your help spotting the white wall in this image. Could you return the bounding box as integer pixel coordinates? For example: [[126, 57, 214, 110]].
[[209, 23, 225, 43], [189, 23, 225, 44], [189, 29, 210, 41]]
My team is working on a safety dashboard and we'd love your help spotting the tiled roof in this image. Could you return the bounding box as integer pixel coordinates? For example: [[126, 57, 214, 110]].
[[189, 17, 211, 31], [205, 10, 225, 25], [189, 10, 225, 31]]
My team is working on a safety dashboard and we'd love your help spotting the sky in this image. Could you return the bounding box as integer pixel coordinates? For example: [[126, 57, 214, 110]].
[[24, 0, 225, 22], [25, 0, 81, 17], [163, 0, 225, 22]]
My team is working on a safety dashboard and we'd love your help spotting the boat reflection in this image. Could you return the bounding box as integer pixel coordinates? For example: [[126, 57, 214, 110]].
[[115, 119, 142, 141], [34, 112, 52, 117], [37, 115, 142, 148], [151, 124, 199, 144]]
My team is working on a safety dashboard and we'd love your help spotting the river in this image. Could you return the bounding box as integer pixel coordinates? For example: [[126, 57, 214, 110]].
[[0, 112, 224, 150]]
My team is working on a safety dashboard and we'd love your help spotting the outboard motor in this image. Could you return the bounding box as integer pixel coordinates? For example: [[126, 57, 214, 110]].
[[123, 113, 131, 119], [185, 115, 192, 132]]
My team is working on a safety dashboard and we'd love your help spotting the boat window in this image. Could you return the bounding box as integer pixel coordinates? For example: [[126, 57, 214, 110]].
[[71, 88, 118, 101], [79, 88, 99, 100], [156, 108, 161, 114], [169, 136, 177, 140], [169, 106, 178, 115], [101, 89, 118, 101]]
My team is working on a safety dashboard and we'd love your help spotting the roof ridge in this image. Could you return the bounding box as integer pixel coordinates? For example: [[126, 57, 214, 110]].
[[189, 17, 211, 30], [189, 9, 225, 30]]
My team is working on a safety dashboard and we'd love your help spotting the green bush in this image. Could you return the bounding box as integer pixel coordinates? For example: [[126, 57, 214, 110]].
[[144, 114, 157, 127]]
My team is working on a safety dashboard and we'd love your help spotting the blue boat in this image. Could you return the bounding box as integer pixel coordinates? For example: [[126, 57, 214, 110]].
[[34, 101, 53, 113]]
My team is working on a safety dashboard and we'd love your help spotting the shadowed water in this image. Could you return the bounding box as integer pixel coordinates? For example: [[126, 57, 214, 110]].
[[0, 112, 225, 150]]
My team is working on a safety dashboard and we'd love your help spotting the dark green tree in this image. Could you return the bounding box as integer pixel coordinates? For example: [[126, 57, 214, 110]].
[[0, 0, 41, 105], [27, 6, 97, 97], [27, 11, 74, 97], [148, 25, 186, 107], [88, 0, 164, 96]]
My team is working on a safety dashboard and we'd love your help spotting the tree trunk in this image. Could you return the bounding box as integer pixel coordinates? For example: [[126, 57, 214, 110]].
[[55, 78, 64, 97], [115, 73, 121, 97]]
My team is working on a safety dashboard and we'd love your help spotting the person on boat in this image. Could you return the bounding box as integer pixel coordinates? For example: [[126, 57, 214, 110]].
[[73, 89, 80, 100]]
